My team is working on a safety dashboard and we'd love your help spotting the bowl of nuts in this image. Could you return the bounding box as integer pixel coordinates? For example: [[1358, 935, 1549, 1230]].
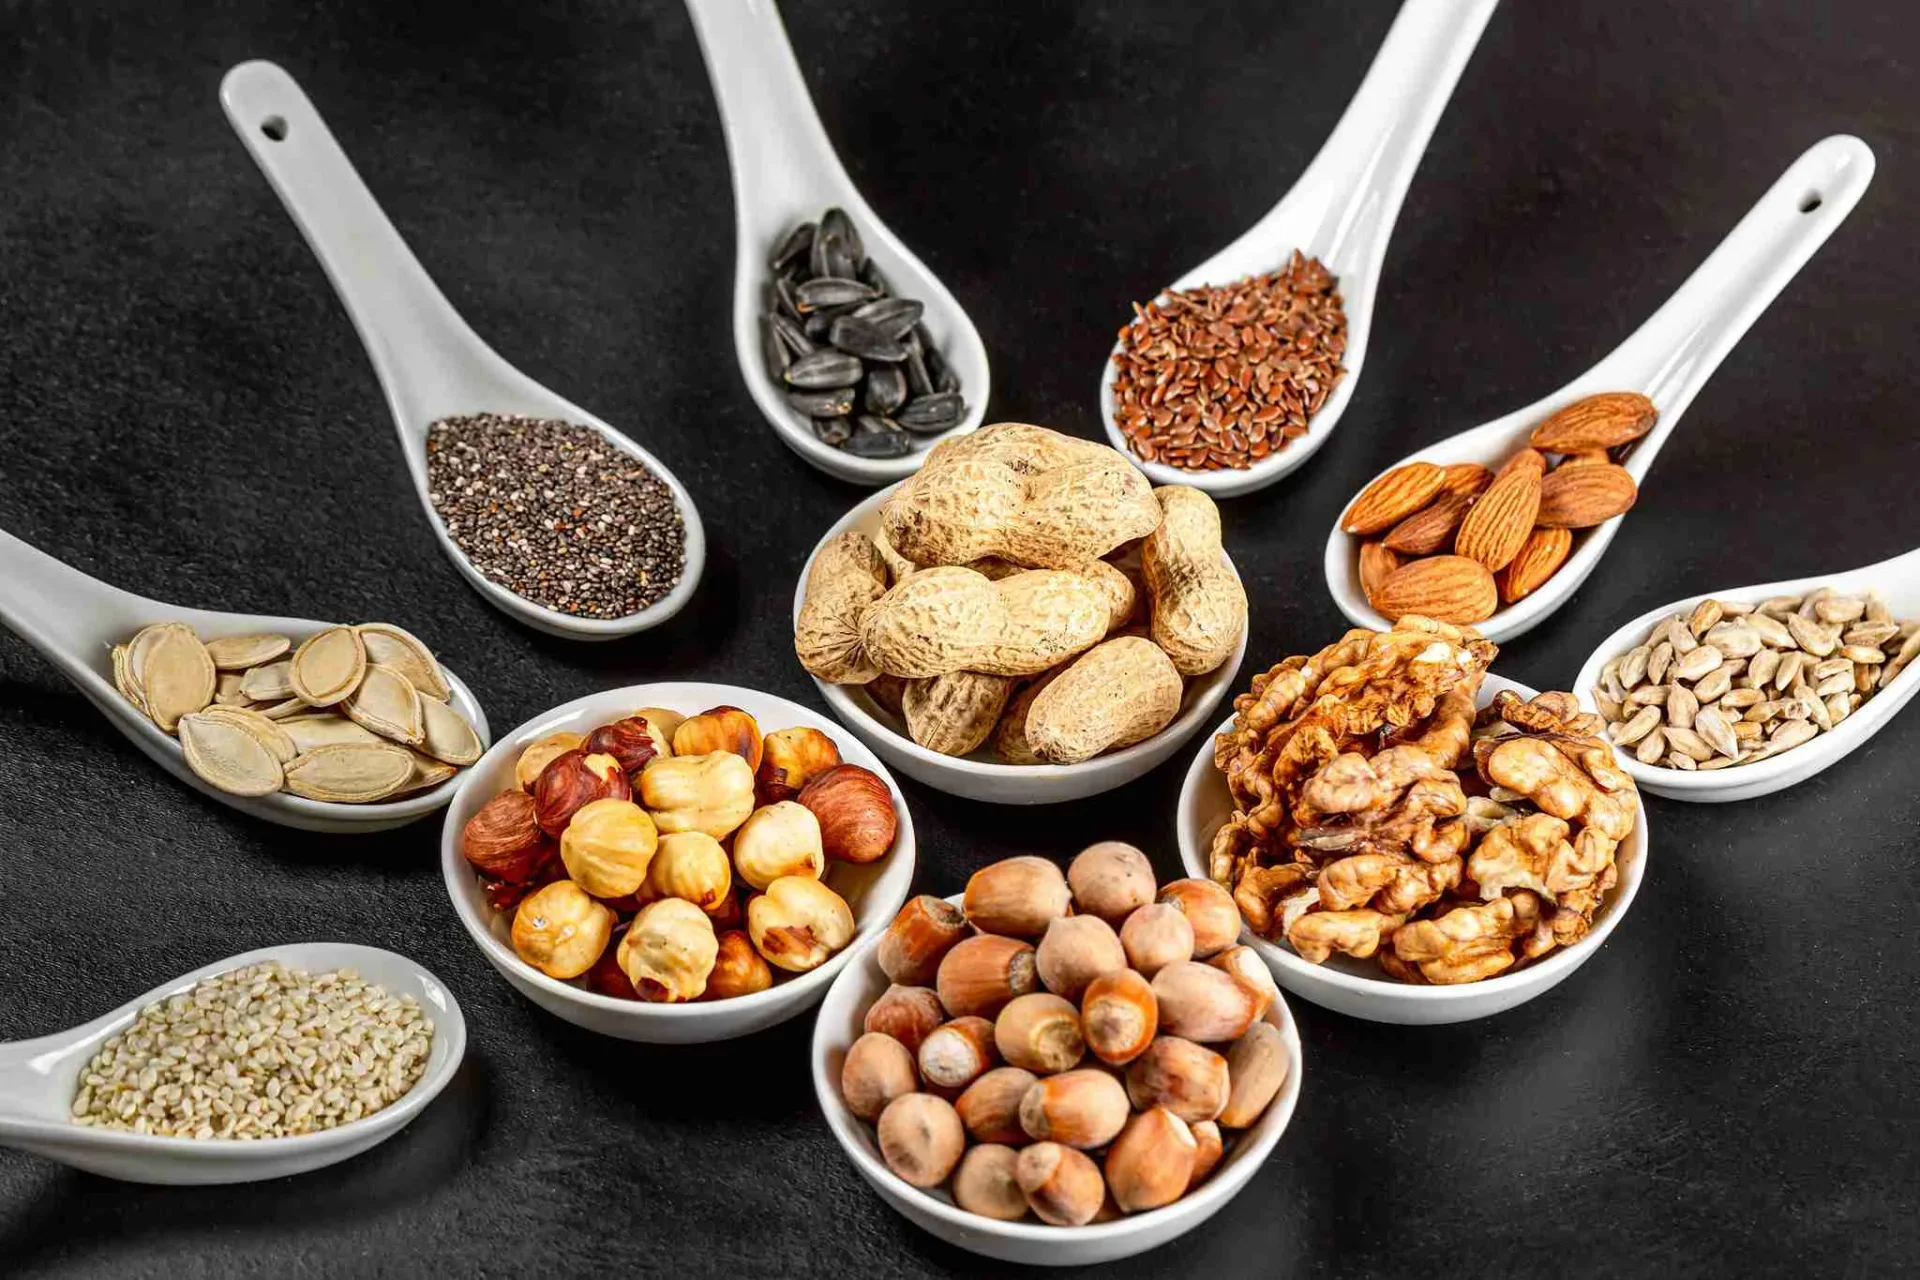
[[440, 683, 915, 1042], [1176, 618, 1649, 1025], [792, 424, 1249, 805], [811, 848, 1301, 1267]]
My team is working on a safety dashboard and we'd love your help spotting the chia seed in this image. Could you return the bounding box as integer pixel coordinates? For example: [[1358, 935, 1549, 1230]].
[[425, 413, 686, 619]]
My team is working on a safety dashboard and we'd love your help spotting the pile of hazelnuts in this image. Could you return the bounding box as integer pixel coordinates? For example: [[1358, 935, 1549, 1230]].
[[838, 844, 1288, 1225], [460, 703, 899, 1002]]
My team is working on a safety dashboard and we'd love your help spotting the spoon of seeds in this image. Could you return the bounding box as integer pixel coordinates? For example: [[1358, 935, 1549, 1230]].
[[0, 942, 465, 1184], [1097, 0, 1499, 499], [687, 0, 991, 486], [219, 61, 707, 640], [1324, 135, 1876, 644], [0, 527, 490, 832]]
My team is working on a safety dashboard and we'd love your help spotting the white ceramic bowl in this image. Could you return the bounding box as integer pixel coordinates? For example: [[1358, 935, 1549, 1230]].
[[439, 682, 915, 1043], [811, 896, 1303, 1267], [793, 484, 1247, 804], [1175, 675, 1649, 1025]]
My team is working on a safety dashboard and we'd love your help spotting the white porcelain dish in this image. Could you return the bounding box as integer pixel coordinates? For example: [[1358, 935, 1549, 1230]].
[[793, 484, 1246, 804], [0, 528, 490, 833], [1176, 675, 1648, 1025], [440, 682, 915, 1042], [1572, 546, 1920, 803], [688, 0, 989, 485], [1325, 135, 1874, 643], [812, 895, 1303, 1267], [1097, 0, 1497, 498], [221, 61, 707, 639], [0, 942, 466, 1184]]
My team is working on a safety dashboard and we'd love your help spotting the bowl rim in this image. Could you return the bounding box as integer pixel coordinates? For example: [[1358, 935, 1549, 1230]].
[[438, 681, 916, 1022], [810, 894, 1304, 1245], [794, 482, 1248, 780], [1175, 675, 1650, 1001]]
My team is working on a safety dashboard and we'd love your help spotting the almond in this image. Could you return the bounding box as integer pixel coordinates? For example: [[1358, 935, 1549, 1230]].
[[1439, 462, 1492, 497], [1536, 463, 1638, 528], [1499, 527, 1574, 603], [1372, 556, 1497, 625], [1382, 493, 1473, 556], [1453, 467, 1541, 571], [1357, 542, 1402, 604], [1528, 391, 1656, 452], [1494, 448, 1547, 481], [1557, 449, 1612, 469], [1341, 463, 1445, 535]]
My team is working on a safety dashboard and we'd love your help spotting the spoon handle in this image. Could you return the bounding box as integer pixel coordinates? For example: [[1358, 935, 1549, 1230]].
[[0, 528, 152, 691], [219, 61, 515, 464], [1583, 135, 1875, 479]]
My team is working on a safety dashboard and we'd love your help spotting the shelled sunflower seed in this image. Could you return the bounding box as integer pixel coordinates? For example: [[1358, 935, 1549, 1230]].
[[113, 621, 482, 803], [761, 207, 965, 458], [1593, 588, 1918, 770]]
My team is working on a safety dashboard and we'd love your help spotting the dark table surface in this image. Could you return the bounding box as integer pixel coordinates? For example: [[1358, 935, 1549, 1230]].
[[3, 1, 1917, 1276]]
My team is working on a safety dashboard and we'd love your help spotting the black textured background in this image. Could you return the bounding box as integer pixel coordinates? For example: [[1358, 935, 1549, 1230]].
[[3, 2, 1917, 1276]]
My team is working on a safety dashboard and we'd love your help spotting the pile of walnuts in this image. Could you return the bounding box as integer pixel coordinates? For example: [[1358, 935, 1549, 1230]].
[[1208, 617, 1638, 984]]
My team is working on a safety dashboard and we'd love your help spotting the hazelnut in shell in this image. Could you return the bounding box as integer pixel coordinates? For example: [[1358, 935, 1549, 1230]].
[[583, 716, 665, 779], [864, 985, 948, 1055], [842, 1031, 919, 1120], [639, 830, 733, 913], [1081, 969, 1159, 1065], [1015, 1142, 1106, 1227], [918, 1016, 997, 1092], [461, 789, 549, 883], [638, 751, 757, 840], [672, 705, 764, 772], [876, 1093, 965, 1189], [746, 875, 855, 973], [511, 880, 615, 980], [617, 897, 719, 1002], [731, 801, 826, 891], [515, 731, 584, 791], [558, 798, 658, 899], [952, 1144, 1029, 1222], [935, 934, 1038, 1020], [1018, 1068, 1130, 1149], [1066, 841, 1157, 925], [876, 895, 970, 987], [1105, 1107, 1198, 1213], [701, 928, 772, 1001], [1151, 961, 1263, 1043], [993, 993, 1085, 1075], [1219, 1021, 1288, 1128], [1156, 878, 1243, 959], [1120, 903, 1194, 976], [1189, 1120, 1224, 1189], [954, 1066, 1039, 1145], [963, 856, 1072, 938], [533, 750, 631, 838], [1208, 945, 1278, 1020], [797, 764, 898, 864], [1125, 1036, 1229, 1124], [756, 725, 841, 803], [1034, 915, 1127, 1001]]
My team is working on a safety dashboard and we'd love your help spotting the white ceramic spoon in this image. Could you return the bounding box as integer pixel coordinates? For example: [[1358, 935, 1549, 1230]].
[[1097, 0, 1499, 498], [1572, 547, 1920, 803], [0, 942, 466, 1184], [688, 0, 991, 486], [219, 61, 707, 640], [0, 528, 490, 833], [1326, 135, 1876, 644]]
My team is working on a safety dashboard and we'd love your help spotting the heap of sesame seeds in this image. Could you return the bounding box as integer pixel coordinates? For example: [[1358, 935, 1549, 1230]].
[[426, 413, 686, 619]]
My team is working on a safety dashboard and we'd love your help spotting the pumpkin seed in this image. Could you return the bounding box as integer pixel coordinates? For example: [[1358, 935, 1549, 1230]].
[[355, 623, 451, 700], [341, 664, 425, 746], [419, 696, 483, 766], [240, 660, 296, 702], [194, 705, 297, 764], [290, 626, 366, 705], [282, 743, 415, 803], [177, 713, 284, 797], [281, 714, 385, 753], [203, 633, 292, 670], [142, 626, 216, 733], [397, 752, 458, 794]]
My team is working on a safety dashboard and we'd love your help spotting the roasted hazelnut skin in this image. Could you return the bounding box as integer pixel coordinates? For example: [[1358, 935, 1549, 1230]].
[[935, 934, 1039, 1020], [1151, 961, 1263, 1042], [638, 751, 757, 839], [731, 801, 826, 891], [631, 706, 685, 752], [673, 705, 764, 772], [700, 929, 773, 1001], [952, 1144, 1029, 1222], [797, 764, 898, 864], [994, 993, 1085, 1075], [1081, 969, 1159, 1065], [756, 726, 842, 803], [746, 875, 855, 972], [877, 1093, 965, 1189], [583, 716, 666, 779], [1125, 1036, 1229, 1124], [1019, 1068, 1131, 1148], [515, 732, 584, 791], [876, 896, 970, 987], [705, 888, 746, 930], [1156, 879, 1243, 959], [638, 831, 733, 913], [533, 750, 632, 837], [617, 898, 719, 1002], [558, 798, 658, 898], [1066, 841, 1157, 925], [1034, 915, 1127, 1000], [1105, 1106, 1198, 1213], [462, 789, 548, 883], [1016, 1142, 1107, 1226], [964, 856, 1073, 938], [1120, 903, 1195, 977], [511, 880, 615, 979], [583, 931, 640, 1000], [954, 1066, 1039, 1144], [841, 1031, 919, 1120], [864, 985, 947, 1055]]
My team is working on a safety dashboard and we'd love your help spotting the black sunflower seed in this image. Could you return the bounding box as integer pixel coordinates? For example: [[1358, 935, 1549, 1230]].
[[788, 387, 856, 417], [769, 222, 814, 272], [784, 350, 865, 389], [904, 331, 934, 396], [824, 238, 858, 281], [845, 416, 912, 457], [796, 277, 878, 312], [821, 207, 863, 268], [770, 312, 814, 357], [851, 297, 923, 340], [761, 316, 789, 381], [859, 259, 892, 297], [809, 228, 836, 280], [803, 311, 833, 341], [829, 316, 907, 362], [895, 393, 964, 433], [813, 416, 852, 447], [863, 367, 908, 415], [772, 274, 802, 323]]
